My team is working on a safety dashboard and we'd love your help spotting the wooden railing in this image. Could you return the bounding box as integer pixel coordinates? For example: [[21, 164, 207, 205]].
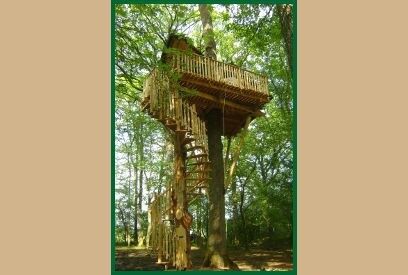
[[143, 69, 209, 154], [149, 195, 176, 265], [168, 52, 269, 95]]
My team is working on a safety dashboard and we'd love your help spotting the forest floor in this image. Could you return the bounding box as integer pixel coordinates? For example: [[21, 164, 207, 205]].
[[115, 246, 293, 271]]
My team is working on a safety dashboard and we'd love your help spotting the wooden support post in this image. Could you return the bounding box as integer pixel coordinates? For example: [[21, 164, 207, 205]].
[[224, 136, 232, 177], [173, 132, 192, 270], [225, 116, 251, 189]]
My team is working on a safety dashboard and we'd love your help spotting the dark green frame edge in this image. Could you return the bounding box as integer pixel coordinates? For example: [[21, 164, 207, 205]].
[[111, 1, 297, 274]]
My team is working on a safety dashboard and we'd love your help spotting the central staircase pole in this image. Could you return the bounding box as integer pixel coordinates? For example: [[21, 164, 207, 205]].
[[173, 132, 192, 270]]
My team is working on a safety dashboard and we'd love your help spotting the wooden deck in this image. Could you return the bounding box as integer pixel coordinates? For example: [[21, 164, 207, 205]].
[[169, 52, 268, 99], [168, 52, 269, 107], [143, 52, 270, 136]]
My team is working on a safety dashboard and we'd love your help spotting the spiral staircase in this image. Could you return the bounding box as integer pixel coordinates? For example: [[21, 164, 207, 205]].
[[141, 68, 211, 200], [141, 68, 210, 269]]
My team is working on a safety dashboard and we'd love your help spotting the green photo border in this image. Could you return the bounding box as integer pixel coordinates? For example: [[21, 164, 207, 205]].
[[111, 1, 297, 274]]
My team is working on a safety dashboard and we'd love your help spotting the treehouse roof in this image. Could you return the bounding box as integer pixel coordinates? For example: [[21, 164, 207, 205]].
[[161, 34, 202, 62]]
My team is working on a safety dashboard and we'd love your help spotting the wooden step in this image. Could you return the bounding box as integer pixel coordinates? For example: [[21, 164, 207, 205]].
[[186, 161, 211, 166], [187, 186, 207, 191], [182, 137, 195, 145], [186, 175, 210, 180], [186, 166, 211, 171], [186, 170, 211, 177], [152, 112, 160, 119], [184, 145, 204, 152], [166, 123, 176, 130], [166, 117, 176, 124], [187, 192, 206, 196], [141, 96, 149, 105], [141, 102, 150, 112], [186, 153, 207, 159], [187, 187, 208, 194], [185, 178, 211, 181], [186, 167, 211, 173], [175, 129, 188, 134], [187, 185, 209, 191], [187, 180, 209, 185], [188, 194, 206, 204]]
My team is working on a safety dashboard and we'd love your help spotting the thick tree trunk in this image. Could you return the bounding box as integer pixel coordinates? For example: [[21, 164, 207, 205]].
[[199, 4, 216, 59], [202, 109, 238, 269], [199, 4, 237, 270], [173, 133, 192, 269], [276, 4, 293, 75]]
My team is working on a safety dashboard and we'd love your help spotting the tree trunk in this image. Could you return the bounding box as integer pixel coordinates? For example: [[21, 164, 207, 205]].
[[199, 4, 237, 270], [276, 4, 293, 75], [199, 4, 217, 59], [202, 109, 238, 269], [126, 152, 136, 246], [173, 133, 191, 269], [137, 123, 144, 246], [132, 160, 138, 245], [118, 205, 128, 245]]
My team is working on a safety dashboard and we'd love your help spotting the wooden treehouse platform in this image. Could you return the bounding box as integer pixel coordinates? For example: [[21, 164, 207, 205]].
[[168, 52, 269, 136], [142, 36, 270, 136]]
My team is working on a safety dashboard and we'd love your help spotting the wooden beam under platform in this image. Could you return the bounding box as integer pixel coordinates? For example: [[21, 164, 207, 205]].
[[181, 86, 265, 117]]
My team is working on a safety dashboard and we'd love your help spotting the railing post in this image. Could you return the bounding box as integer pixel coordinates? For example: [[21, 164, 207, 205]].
[[197, 55, 200, 76], [175, 93, 180, 130], [204, 57, 208, 79], [212, 60, 215, 80], [214, 59, 217, 80], [183, 101, 187, 131], [237, 68, 242, 89], [190, 53, 192, 74], [204, 56, 207, 79], [265, 76, 268, 94], [181, 53, 185, 72]]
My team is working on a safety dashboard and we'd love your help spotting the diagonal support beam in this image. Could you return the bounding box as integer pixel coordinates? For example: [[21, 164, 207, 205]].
[[225, 116, 251, 190]]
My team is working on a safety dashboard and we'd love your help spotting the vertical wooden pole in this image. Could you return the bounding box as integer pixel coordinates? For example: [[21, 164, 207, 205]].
[[225, 116, 251, 189], [173, 133, 191, 269], [224, 136, 232, 177]]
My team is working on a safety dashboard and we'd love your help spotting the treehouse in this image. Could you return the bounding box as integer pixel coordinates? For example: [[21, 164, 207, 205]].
[[142, 35, 270, 137], [141, 35, 271, 270]]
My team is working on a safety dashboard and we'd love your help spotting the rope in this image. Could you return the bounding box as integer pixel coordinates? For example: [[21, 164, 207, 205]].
[[222, 91, 226, 136]]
